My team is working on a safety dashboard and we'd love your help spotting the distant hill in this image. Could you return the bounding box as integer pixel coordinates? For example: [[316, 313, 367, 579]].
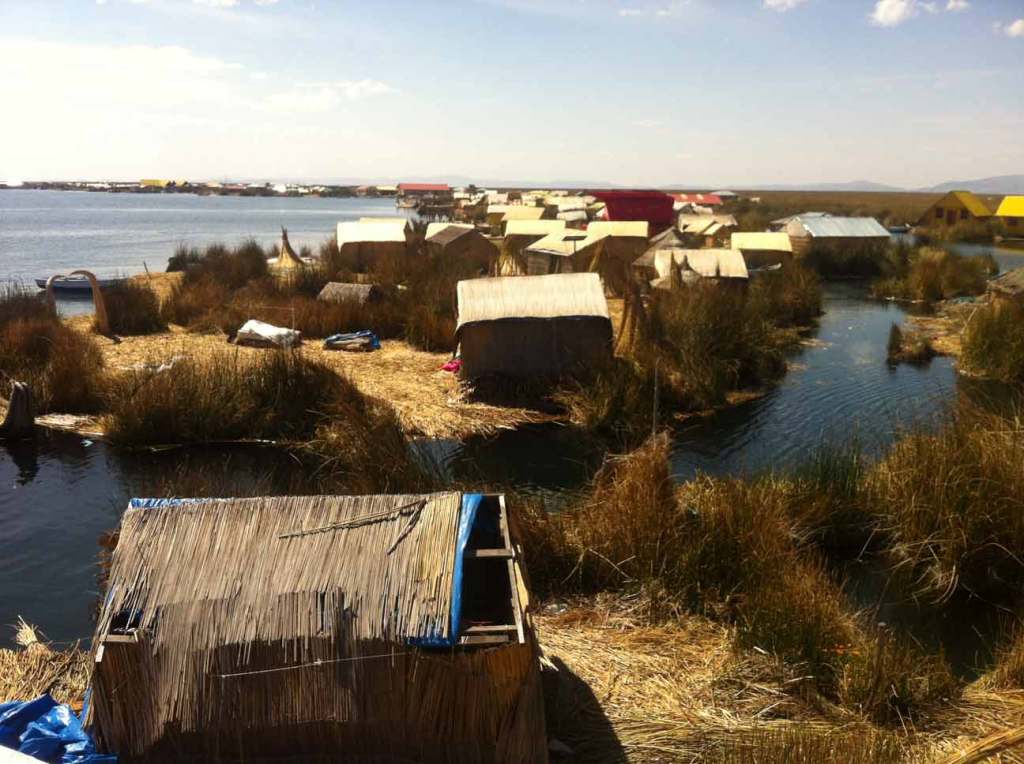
[[920, 175, 1024, 195], [735, 180, 905, 193]]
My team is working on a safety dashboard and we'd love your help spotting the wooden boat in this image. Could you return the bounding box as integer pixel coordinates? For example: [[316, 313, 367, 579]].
[[35, 275, 124, 292]]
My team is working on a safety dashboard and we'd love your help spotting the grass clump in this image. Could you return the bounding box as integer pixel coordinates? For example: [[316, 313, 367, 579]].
[[885, 323, 935, 365], [872, 247, 995, 303], [642, 282, 787, 411], [98, 279, 166, 335], [865, 406, 1024, 602], [104, 349, 342, 445], [839, 631, 958, 725], [0, 286, 106, 413], [961, 301, 1024, 384]]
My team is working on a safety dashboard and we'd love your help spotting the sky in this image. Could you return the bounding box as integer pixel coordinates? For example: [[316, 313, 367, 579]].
[[0, 0, 1022, 188]]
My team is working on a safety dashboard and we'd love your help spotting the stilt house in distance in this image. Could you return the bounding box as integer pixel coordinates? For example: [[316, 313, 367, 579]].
[[88, 493, 547, 764], [455, 273, 612, 379]]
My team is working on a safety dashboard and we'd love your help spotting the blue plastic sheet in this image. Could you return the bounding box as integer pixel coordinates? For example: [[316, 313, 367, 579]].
[[408, 493, 482, 648], [323, 330, 380, 351], [0, 695, 115, 763]]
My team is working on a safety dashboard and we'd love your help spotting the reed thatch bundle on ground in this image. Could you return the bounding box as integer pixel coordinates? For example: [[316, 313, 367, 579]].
[[90, 493, 546, 763], [0, 619, 90, 709]]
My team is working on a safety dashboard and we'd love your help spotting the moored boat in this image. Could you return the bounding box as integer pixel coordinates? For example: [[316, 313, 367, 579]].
[[35, 275, 125, 292]]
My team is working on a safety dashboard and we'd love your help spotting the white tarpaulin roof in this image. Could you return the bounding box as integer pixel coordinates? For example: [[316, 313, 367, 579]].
[[337, 221, 407, 246], [654, 249, 749, 280]]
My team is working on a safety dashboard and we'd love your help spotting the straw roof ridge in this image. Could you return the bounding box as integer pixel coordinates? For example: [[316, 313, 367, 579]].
[[456, 273, 610, 332], [96, 492, 465, 653]]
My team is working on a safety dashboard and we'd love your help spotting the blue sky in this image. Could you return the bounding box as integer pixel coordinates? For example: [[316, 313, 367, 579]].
[[0, 0, 1021, 187]]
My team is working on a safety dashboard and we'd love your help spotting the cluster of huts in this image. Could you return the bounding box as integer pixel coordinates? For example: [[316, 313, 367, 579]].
[[317, 191, 897, 383]]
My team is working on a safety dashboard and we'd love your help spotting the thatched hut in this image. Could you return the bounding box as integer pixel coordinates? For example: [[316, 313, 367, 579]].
[[676, 214, 737, 248], [426, 224, 498, 273], [522, 230, 592, 275], [317, 281, 385, 305], [782, 214, 889, 257], [730, 232, 794, 269], [651, 248, 748, 289], [336, 221, 409, 271], [499, 220, 567, 276], [455, 273, 612, 379], [88, 493, 547, 764]]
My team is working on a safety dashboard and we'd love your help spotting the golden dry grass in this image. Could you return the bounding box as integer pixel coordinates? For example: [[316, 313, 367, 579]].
[[62, 318, 546, 439], [0, 619, 90, 711]]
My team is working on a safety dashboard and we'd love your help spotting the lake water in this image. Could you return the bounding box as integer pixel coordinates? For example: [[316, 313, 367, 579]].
[[0, 189, 408, 282], [1, 191, 1022, 650]]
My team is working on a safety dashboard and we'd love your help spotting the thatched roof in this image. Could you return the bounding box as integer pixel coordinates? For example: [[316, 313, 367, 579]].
[[653, 249, 749, 280], [456, 273, 609, 333], [634, 228, 686, 269], [96, 494, 469, 651], [504, 219, 566, 238], [425, 222, 475, 240], [730, 232, 793, 253], [426, 224, 478, 247], [317, 282, 383, 304], [501, 206, 545, 222], [586, 220, 649, 239]]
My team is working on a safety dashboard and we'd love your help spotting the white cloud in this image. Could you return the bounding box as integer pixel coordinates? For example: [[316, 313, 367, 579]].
[[871, 0, 966, 26], [1005, 19, 1024, 37], [253, 0, 280, 4], [193, 0, 240, 6], [267, 80, 397, 112], [618, 8, 644, 16], [763, 0, 808, 11]]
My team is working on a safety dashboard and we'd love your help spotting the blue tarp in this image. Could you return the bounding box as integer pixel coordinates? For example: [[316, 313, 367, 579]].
[[409, 493, 482, 648], [323, 330, 380, 351], [0, 695, 115, 764]]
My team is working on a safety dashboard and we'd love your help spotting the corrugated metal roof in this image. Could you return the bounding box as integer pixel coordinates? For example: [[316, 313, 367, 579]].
[[586, 221, 649, 239], [731, 232, 793, 253], [337, 221, 408, 245], [456, 273, 609, 332], [502, 207, 546, 222], [654, 249, 748, 280], [997, 196, 1024, 218], [788, 216, 889, 239], [504, 219, 566, 237]]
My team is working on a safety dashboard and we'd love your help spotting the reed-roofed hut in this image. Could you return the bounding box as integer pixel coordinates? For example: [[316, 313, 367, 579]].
[[651, 248, 748, 290], [499, 220, 567, 276], [730, 231, 794, 269], [426, 224, 498, 274], [455, 273, 612, 379], [317, 281, 385, 305], [336, 221, 409, 272], [88, 493, 546, 764]]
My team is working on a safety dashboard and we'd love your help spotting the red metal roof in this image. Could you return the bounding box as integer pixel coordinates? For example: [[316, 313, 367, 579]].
[[592, 191, 675, 228], [673, 193, 723, 206], [398, 183, 451, 192]]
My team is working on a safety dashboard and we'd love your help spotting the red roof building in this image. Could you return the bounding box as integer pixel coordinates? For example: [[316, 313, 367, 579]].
[[592, 191, 675, 230], [397, 183, 452, 195]]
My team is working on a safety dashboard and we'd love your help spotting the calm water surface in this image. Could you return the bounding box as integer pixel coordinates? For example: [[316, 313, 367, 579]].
[[1, 191, 1022, 651]]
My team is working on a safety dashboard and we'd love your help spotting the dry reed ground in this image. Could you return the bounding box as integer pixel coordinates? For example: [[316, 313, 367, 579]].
[[905, 300, 981, 359], [62, 316, 547, 440], [6, 611, 1024, 762]]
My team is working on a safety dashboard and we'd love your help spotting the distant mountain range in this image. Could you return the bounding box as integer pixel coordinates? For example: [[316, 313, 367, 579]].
[[918, 175, 1024, 195]]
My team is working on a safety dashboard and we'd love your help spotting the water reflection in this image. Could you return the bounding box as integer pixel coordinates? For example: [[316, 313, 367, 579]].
[[2, 439, 39, 486]]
